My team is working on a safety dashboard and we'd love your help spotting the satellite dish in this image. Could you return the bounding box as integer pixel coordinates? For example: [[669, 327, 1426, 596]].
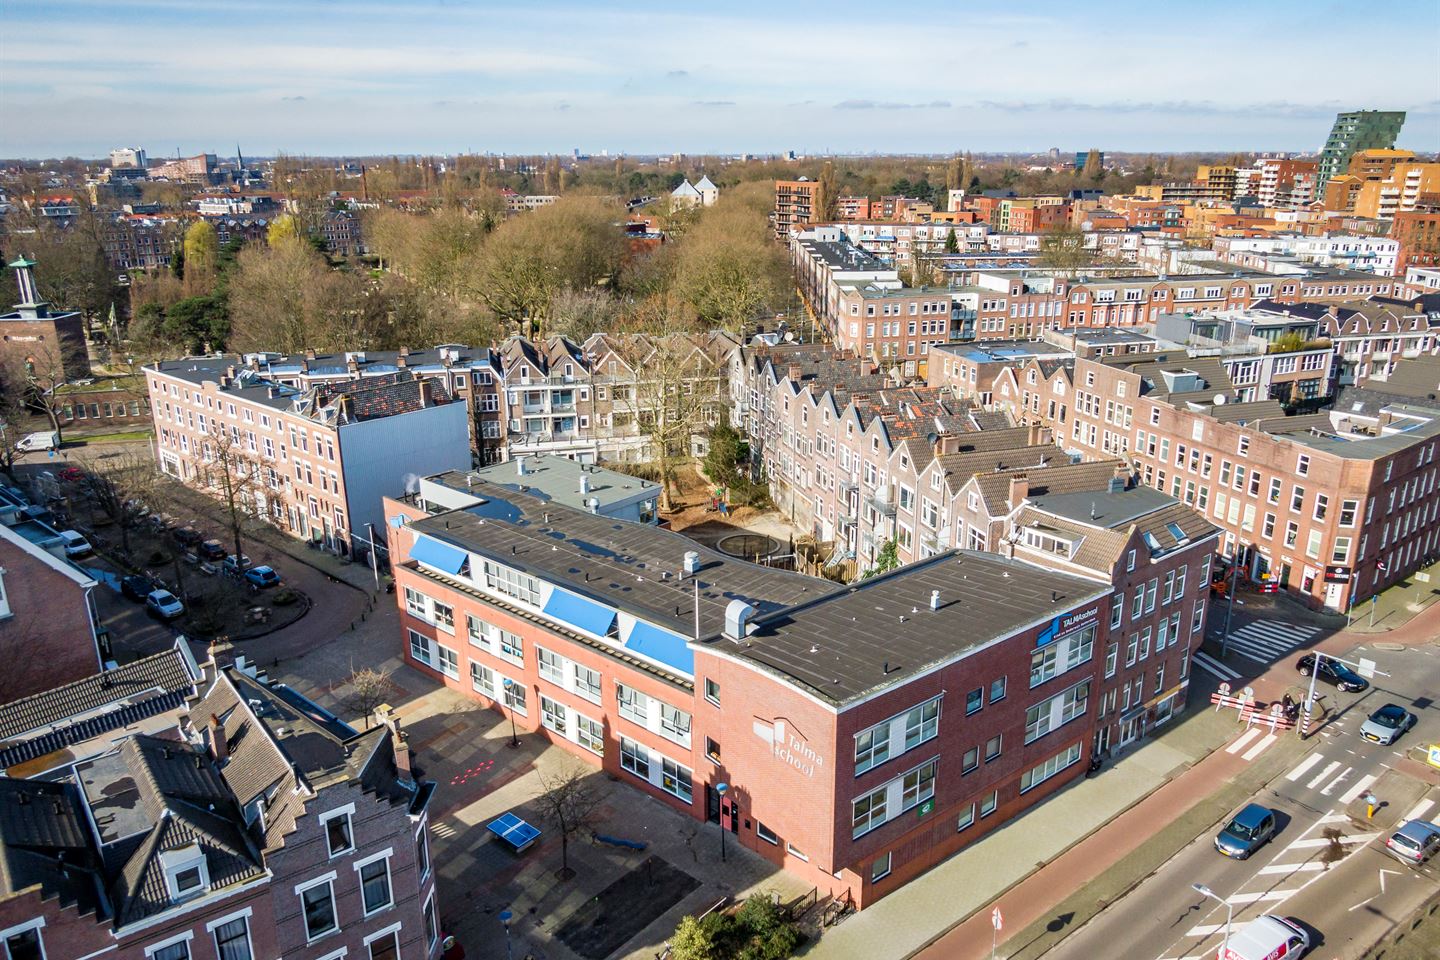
[[1213, 394, 1228, 406]]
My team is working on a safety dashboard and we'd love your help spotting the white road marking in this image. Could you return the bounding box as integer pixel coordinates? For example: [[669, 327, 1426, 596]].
[[1319, 812, 1351, 825], [1308, 760, 1342, 789], [1184, 923, 1226, 937], [1242, 733, 1278, 761], [1227, 890, 1298, 905], [1321, 768, 1354, 796], [1339, 773, 1380, 805], [1227, 728, 1263, 754], [1380, 867, 1401, 893], [1403, 798, 1434, 822], [1193, 651, 1240, 681], [1285, 832, 1380, 850], [1286, 754, 1324, 781], [1258, 861, 1330, 875], [1349, 895, 1378, 912]]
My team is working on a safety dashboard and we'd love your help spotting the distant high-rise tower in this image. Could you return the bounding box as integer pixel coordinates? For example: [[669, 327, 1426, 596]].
[[1317, 110, 1405, 192]]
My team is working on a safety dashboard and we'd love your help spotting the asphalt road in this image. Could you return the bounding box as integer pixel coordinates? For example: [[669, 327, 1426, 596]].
[[1046, 641, 1440, 960]]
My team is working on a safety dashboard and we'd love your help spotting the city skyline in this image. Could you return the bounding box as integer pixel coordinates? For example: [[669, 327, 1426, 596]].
[[3, 0, 1438, 158]]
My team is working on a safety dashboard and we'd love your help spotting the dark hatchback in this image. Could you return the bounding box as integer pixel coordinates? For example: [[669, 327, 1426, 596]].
[[1296, 653, 1369, 692], [1215, 803, 1278, 859]]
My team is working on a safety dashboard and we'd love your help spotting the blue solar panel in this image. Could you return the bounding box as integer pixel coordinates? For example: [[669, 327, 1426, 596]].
[[410, 535, 469, 575], [624, 620, 694, 674], [542, 589, 616, 637]]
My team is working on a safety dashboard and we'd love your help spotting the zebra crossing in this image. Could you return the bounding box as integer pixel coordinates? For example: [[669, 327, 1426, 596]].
[[1191, 650, 1239, 681], [1221, 619, 1322, 664]]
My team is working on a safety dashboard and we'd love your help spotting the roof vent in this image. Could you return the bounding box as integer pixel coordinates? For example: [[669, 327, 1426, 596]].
[[683, 551, 701, 577], [930, 589, 941, 610], [516, 456, 527, 476], [724, 599, 754, 642], [580, 473, 590, 495]]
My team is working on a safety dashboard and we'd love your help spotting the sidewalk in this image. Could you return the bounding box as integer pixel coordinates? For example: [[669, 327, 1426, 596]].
[[799, 704, 1238, 960], [1340, 556, 1440, 635]]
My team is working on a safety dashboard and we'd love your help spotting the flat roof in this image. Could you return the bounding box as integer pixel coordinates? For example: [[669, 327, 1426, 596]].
[[931, 340, 1071, 363], [732, 551, 1107, 707], [438, 458, 660, 512], [407, 481, 837, 642]]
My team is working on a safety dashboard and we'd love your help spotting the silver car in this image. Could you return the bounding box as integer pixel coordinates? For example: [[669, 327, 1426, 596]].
[[1359, 703, 1417, 745], [1386, 820, 1440, 865]]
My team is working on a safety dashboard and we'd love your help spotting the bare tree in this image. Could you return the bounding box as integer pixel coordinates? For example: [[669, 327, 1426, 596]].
[[534, 760, 605, 880], [186, 421, 274, 565], [80, 447, 160, 555], [613, 302, 721, 511], [346, 666, 394, 727], [0, 385, 32, 479], [1037, 225, 1098, 277], [0, 337, 83, 444]]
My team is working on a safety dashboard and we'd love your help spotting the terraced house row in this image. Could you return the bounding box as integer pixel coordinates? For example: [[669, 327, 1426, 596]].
[[383, 467, 1214, 909]]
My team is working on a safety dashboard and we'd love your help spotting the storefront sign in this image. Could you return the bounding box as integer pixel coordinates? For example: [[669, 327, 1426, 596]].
[[1324, 565, 1352, 584], [1427, 744, 1440, 770], [753, 716, 824, 779], [1036, 606, 1100, 649]]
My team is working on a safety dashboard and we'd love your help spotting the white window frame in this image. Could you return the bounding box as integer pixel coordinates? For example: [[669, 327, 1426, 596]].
[[296, 873, 341, 943], [352, 848, 396, 917], [319, 804, 357, 858], [206, 909, 254, 960], [144, 931, 195, 960]]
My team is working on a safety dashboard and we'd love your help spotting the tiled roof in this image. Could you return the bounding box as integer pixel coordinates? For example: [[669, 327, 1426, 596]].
[[0, 644, 200, 743]]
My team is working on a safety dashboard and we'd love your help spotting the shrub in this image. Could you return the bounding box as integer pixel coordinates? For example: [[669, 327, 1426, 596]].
[[271, 589, 300, 606]]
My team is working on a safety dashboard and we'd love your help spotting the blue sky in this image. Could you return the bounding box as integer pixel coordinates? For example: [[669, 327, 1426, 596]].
[[3, 0, 1437, 158]]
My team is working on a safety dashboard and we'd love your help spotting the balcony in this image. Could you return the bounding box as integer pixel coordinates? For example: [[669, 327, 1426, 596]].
[[521, 404, 546, 415], [870, 492, 897, 516], [551, 400, 576, 413]]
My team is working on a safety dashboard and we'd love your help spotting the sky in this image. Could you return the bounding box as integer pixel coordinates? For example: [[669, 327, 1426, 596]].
[[3, 0, 1438, 159]]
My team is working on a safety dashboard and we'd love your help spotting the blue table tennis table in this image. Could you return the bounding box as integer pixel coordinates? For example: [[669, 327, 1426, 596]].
[[488, 812, 541, 853]]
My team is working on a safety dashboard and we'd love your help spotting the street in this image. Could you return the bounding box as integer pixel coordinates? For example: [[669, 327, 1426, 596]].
[[1045, 641, 1440, 960]]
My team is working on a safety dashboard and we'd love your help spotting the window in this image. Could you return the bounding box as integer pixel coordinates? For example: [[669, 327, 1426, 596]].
[[357, 854, 393, 915], [706, 736, 722, 763], [148, 940, 191, 960], [661, 757, 693, 803], [425, 894, 439, 950], [1021, 743, 1083, 793], [871, 852, 893, 883], [980, 791, 999, 817], [855, 722, 892, 774], [1340, 499, 1358, 527], [617, 684, 649, 724], [1296, 454, 1310, 476], [756, 822, 778, 844], [904, 699, 940, 749], [1025, 680, 1090, 743], [577, 715, 604, 755], [989, 676, 1007, 703], [620, 737, 649, 778], [853, 786, 889, 838], [432, 601, 453, 632], [211, 916, 252, 960], [435, 643, 458, 679], [1314, 494, 1329, 521], [499, 629, 524, 663], [538, 646, 564, 685], [901, 759, 937, 811], [502, 678, 527, 715], [300, 878, 339, 941], [660, 703, 692, 746], [1268, 477, 1282, 504], [1105, 641, 1118, 678], [1030, 625, 1095, 687], [704, 678, 721, 705], [1291, 485, 1305, 513], [322, 809, 354, 857], [574, 663, 602, 703], [957, 804, 976, 831], [985, 734, 1002, 762], [416, 825, 430, 881], [367, 932, 399, 960], [541, 696, 567, 735], [1110, 598, 1123, 630], [470, 661, 495, 698], [963, 746, 979, 773]]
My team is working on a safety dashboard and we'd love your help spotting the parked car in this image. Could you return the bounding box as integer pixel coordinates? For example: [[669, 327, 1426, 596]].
[[121, 575, 156, 602], [222, 554, 252, 574], [145, 589, 185, 620], [1296, 654, 1369, 692], [198, 539, 227, 561], [1215, 803, 1278, 860], [1386, 820, 1440, 865], [58, 530, 92, 557], [56, 466, 84, 483], [1360, 703, 1417, 745], [172, 526, 202, 548], [244, 565, 281, 588], [16, 431, 59, 452]]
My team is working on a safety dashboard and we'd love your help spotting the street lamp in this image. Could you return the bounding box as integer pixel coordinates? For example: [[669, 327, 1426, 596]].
[[1192, 883, 1232, 958], [716, 782, 729, 863], [499, 909, 514, 960], [502, 678, 520, 749]]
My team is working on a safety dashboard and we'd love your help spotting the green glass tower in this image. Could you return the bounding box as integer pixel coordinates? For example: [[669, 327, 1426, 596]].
[[1316, 110, 1405, 191]]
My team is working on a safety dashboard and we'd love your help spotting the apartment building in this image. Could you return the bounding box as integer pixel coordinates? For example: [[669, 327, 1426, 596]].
[[1353, 163, 1440, 221], [1316, 110, 1406, 192], [146, 359, 470, 558], [1024, 350, 1440, 610], [0, 651, 439, 960], [1213, 234, 1400, 277], [774, 179, 822, 240], [386, 473, 1143, 909], [1393, 211, 1440, 274]]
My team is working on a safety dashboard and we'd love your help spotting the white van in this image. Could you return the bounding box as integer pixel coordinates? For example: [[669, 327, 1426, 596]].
[[16, 431, 59, 452], [1220, 915, 1310, 960], [58, 530, 92, 557]]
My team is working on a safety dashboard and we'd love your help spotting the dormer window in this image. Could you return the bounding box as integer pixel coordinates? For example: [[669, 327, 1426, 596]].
[[161, 844, 209, 901]]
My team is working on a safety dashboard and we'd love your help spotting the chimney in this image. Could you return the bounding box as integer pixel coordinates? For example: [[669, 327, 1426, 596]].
[[417, 379, 432, 407], [225, 364, 237, 380], [393, 731, 414, 787], [1009, 475, 1029, 506], [347, 358, 359, 375], [304, 347, 317, 361], [399, 346, 411, 357], [208, 714, 228, 762], [396, 354, 408, 368], [929, 589, 941, 611], [786, 363, 802, 381], [516, 455, 527, 476]]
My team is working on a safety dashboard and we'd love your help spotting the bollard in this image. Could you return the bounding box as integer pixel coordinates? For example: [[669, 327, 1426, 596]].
[[1364, 791, 1379, 819]]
